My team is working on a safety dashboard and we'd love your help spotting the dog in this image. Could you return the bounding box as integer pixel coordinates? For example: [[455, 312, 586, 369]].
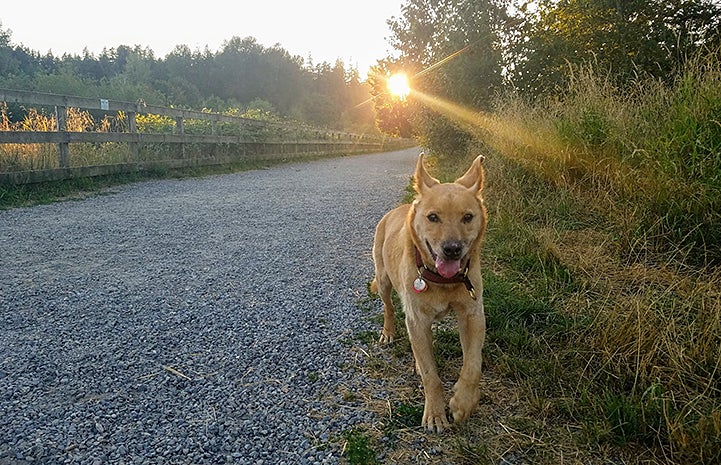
[[371, 152, 487, 433]]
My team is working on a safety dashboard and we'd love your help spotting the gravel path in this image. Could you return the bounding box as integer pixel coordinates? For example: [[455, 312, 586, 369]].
[[0, 148, 418, 465]]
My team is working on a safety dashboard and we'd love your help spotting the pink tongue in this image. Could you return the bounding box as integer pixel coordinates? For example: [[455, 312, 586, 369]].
[[435, 257, 461, 278]]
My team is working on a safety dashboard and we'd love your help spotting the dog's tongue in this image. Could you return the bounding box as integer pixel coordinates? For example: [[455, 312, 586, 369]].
[[435, 257, 461, 278]]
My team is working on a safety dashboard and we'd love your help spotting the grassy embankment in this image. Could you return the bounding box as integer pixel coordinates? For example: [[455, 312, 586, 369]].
[[343, 51, 720, 464]]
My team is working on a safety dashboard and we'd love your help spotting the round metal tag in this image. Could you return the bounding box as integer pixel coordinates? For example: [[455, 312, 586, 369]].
[[413, 277, 428, 293]]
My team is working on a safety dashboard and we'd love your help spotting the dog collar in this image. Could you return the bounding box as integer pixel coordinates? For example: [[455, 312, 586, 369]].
[[413, 247, 477, 300]]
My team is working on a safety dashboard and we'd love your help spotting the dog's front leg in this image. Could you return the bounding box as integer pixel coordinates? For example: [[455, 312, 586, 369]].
[[449, 305, 485, 423], [405, 310, 449, 433]]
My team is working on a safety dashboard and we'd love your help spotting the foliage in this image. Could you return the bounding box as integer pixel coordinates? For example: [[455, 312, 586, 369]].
[[0, 104, 128, 171], [510, 0, 721, 96], [370, 0, 509, 154], [135, 113, 175, 133], [372, 0, 720, 154], [489, 49, 721, 266], [366, 60, 413, 138]]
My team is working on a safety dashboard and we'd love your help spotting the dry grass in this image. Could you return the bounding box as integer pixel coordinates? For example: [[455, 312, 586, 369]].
[[485, 146, 721, 463], [557, 227, 721, 462], [343, 293, 657, 465], [0, 104, 128, 171], [490, 50, 721, 266]]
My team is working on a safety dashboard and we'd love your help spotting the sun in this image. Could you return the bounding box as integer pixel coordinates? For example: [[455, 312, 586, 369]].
[[387, 73, 411, 100]]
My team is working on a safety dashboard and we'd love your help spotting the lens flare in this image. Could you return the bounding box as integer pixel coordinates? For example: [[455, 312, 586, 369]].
[[387, 73, 411, 100]]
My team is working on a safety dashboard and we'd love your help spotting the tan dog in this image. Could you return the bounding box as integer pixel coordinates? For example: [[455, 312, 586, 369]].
[[371, 152, 487, 432]]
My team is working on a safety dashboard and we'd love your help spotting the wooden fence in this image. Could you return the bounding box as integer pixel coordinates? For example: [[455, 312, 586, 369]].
[[0, 88, 406, 185]]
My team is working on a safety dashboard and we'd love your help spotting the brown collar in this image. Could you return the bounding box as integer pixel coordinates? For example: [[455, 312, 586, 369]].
[[414, 247, 477, 300]]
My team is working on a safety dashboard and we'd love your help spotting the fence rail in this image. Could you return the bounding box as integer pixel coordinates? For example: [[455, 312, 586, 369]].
[[0, 88, 405, 185]]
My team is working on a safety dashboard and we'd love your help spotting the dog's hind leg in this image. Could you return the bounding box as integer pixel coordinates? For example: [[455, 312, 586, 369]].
[[376, 275, 396, 343]]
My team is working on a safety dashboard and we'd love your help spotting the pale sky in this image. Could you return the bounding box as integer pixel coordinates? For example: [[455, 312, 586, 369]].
[[1, 1, 405, 78]]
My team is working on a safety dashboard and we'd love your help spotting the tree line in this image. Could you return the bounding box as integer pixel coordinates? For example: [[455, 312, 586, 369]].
[[371, 0, 721, 153], [0, 29, 376, 133]]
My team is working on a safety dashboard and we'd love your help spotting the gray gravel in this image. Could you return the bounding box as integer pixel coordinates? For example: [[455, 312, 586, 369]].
[[0, 148, 418, 464]]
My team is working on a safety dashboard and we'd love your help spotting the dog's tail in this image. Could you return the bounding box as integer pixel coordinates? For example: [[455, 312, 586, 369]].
[[369, 277, 378, 295]]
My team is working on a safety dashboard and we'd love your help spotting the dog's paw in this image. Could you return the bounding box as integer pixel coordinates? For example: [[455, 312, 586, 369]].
[[422, 396, 450, 433], [378, 331, 395, 344], [449, 383, 481, 424], [422, 410, 450, 433]]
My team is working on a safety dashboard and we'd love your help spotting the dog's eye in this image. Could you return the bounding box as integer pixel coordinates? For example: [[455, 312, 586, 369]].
[[462, 213, 474, 223], [427, 213, 440, 223]]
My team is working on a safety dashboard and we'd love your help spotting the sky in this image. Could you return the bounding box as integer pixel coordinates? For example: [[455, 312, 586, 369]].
[[1, 0, 405, 78]]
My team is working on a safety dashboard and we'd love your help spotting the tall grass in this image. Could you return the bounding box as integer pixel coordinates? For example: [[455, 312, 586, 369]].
[[492, 48, 721, 267], [0, 103, 368, 173], [0, 104, 127, 171], [462, 48, 721, 463]]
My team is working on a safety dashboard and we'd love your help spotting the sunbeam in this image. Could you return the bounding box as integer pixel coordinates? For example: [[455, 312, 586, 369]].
[[410, 89, 557, 158]]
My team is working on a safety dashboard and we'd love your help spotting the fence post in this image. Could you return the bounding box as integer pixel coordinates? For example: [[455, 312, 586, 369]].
[[210, 117, 218, 158], [175, 116, 185, 158], [55, 105, 69, 168], [128, 111, 139, 160]]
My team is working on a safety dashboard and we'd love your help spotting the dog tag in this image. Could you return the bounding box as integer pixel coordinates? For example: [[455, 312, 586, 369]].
[[413, 277, 427, 293]]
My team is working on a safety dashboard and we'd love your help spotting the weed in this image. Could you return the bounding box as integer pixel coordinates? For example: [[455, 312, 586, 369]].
[[433, 327, 462, 372], [354, 330, 380, 346], [454, 437, 491, 465], [388, 402, 423, 429], [491, 49, 721, 266], [342, 428, 378, 465], [450, 48, 721, 462]]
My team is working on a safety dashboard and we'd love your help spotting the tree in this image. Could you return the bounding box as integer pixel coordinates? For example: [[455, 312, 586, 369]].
[[509, 0, 721, 95], [368, 59, 413, 137], [374, 0, 510, 155], [340, 68, 379, 133], [0, 22, 36, 80]]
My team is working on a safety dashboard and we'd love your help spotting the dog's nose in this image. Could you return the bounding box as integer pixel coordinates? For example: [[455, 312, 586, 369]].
[[442, 242, 463, 260]]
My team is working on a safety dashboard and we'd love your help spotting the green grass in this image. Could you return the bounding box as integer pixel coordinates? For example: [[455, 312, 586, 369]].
[[482, 150, 720, 463], [462, 50, 721, 462], [387, 402, 424, 429], [491, 49, 721, 267], [343, 428, 379, 465], [0, 171, 163, 209]]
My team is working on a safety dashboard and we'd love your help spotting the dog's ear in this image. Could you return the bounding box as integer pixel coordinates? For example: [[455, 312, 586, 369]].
[[414, 152, 439, 194], [455, 155, 485, 193]]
